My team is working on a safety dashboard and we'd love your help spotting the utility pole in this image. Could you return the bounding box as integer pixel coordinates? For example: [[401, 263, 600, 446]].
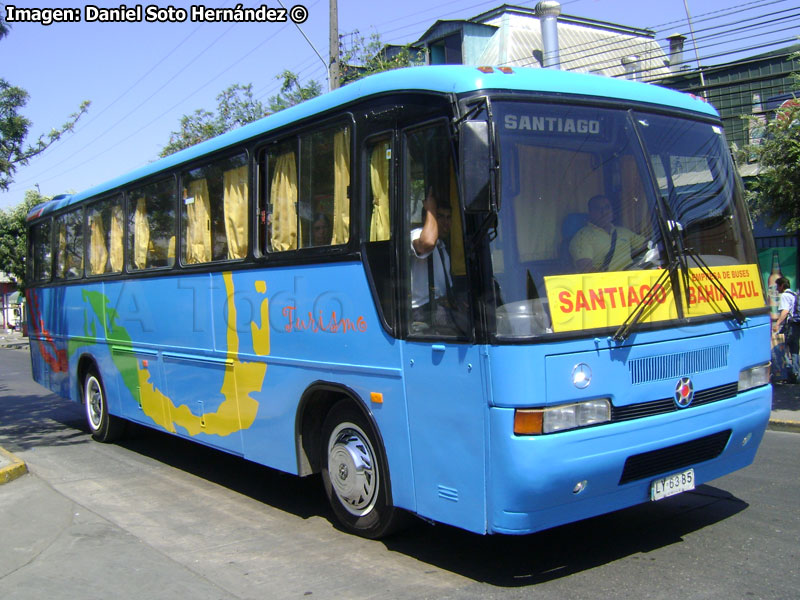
[[682, 0, 706, 97], [329, 0, 340, 90]]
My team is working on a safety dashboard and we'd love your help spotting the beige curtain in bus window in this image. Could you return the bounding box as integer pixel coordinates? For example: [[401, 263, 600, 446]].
[[89, 213, 108, 274], [513, 146, 601, 261], [109, 204, 124, 272], [332, 129, 350, 245], [223, 165, 249, 259], [448, 166, 466, 277], [56, 223, 67, 277], [133, 197, 150, 269], [270, 151, 297, 252], [185, 179, 211, 264], [369, 142, 390, 242]]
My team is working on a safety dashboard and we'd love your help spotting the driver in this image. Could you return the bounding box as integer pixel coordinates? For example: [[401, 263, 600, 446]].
[[569, 194, 647, 273]]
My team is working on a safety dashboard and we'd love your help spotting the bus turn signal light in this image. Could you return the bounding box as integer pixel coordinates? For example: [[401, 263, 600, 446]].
[[514, 409, 543, 435]]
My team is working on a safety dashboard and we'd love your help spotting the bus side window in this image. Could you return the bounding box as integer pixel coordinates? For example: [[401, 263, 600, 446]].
[[262, 125, 351, 254], [87, 195, 124, 275], [54, 209, 84, 280], [128, 177, 176, 271], [181, 153, 248, 264], [31, 220, 52, 282], [299, 126, 350, 249], [363, 135, 395, 331], [404, 122, 470, 337]]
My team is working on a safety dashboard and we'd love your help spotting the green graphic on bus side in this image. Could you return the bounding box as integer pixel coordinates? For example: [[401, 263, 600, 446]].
[[74, 272, 270, 437]]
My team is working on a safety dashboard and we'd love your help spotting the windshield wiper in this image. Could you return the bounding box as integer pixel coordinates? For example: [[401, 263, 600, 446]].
[[613, 211, 745, 342], [677, 241, 746, 325], [660, 201, 746, 326], [612, 262, 674, 342]]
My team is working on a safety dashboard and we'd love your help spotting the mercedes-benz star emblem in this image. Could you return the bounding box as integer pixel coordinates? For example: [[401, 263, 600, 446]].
[[674, 377, 694, 408], [572, 363, 592, 389]]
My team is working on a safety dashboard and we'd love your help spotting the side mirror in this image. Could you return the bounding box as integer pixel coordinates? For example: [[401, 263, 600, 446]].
[[459, 121, 494, 213]]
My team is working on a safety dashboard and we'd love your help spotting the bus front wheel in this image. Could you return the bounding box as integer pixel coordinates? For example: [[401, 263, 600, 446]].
[[83, 368, 125, 443], [320, 400, 405, 538]]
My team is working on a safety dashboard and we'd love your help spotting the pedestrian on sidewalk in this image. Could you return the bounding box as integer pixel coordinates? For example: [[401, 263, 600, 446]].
[[775, 276, 800, 384]]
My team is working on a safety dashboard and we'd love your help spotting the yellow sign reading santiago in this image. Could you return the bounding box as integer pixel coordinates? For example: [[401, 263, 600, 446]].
[[544, 263, 764, 333]]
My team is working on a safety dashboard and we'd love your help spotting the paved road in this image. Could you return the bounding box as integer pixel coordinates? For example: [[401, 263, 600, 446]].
[[1, 347, 799, 599]]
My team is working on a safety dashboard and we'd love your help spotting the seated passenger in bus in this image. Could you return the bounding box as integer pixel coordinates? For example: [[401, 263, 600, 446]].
[[569, 194, 647, 273], [312, 213, 332, 246]]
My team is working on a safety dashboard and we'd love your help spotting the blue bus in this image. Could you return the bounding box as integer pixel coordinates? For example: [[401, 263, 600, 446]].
[[26, 66, 771, 538]]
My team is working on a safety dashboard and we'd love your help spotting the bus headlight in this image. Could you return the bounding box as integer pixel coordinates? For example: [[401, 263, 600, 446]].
[[738, 363, 770, 392], [514, 399, 611, 435]]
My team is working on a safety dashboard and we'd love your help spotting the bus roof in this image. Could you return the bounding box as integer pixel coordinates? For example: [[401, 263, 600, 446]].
[[28, 65, 716, 221]]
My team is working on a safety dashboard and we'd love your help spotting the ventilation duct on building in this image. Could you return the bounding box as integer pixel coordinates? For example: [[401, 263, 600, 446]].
[[535, 1, 561, 69]]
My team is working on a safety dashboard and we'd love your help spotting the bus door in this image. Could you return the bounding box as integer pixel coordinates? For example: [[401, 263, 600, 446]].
[[399, 121, 488, 534]]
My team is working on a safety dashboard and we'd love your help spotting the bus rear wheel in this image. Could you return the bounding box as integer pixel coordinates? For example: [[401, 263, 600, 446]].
[[83, 368, 125, 443], [320, 400, 406, 538]]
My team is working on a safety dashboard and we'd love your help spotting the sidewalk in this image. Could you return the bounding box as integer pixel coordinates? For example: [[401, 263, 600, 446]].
[[768, 380, 800, 432], [0, 329, 28, 351]]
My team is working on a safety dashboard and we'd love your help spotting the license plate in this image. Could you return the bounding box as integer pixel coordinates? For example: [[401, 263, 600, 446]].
[[650, 468, 695, 501]]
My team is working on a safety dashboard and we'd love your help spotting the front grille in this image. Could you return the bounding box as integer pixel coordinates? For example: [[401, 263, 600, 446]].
[[612, 381, 738, 423], [618, 430, 732, 485], [628, 345, 729, 385]]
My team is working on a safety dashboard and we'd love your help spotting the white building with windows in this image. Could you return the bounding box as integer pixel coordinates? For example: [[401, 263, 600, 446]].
[[412, 3, 673, 81]]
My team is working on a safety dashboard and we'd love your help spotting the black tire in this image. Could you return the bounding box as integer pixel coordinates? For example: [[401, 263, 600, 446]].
[[320, 400, 407, 538], [83, 367, 126, 443]]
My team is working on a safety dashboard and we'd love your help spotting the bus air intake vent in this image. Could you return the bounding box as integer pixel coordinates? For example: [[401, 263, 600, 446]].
[[618, 430, 731, 485], [628, 345, 729, 385]]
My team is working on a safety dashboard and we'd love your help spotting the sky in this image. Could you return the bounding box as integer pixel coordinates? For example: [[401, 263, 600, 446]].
[[2, 0, 798, 210]]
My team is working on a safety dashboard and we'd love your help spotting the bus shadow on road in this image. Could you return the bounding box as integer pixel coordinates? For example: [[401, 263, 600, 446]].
[[383, 484, 749, 586], [117, 421, 748, 587], [0, 386, 750, 587]]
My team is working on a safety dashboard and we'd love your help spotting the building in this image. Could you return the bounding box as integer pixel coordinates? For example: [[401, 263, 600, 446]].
[[0, 272, 22, 330], [412, 3, 672, 80]]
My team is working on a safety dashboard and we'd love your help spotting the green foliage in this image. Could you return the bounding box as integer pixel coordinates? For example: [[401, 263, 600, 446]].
[[338, 30, 425, 85], [0, 21, 90, 191], [160, 83, 269, 157], [0, 189, 49, 288], [746, 99, 800, 232], [0, 80, 90, 191], [266, 70, 323, 113], [160, 29, 422, 155]]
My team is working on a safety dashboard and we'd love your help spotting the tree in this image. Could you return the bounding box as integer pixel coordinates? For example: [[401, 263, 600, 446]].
[[0, 81, 90, 191], [744, 61, 800, 233], [159, 29, 420, 155], [746, 100, 800, 232], [266, 70, 323, 113], [0, 16, 90, 191], [338, 30, 425, 85], [0, 189, 48, 289], [160, 83, 269, 157]]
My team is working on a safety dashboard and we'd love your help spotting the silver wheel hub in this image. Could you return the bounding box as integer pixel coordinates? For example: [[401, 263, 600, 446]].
[[327, 424, 378, 517], [85, 377, 103, 430]]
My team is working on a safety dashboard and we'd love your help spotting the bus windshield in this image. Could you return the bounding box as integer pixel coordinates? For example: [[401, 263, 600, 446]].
[[489, 101, 760, 339]]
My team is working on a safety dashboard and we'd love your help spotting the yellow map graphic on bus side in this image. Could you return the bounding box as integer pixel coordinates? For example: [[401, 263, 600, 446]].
[[137, 272, 270, 436], [544, 263, 764, 333]]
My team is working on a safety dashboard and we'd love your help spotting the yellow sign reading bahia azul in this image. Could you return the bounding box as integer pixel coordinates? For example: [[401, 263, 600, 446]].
[[544, 263, 764, 333]]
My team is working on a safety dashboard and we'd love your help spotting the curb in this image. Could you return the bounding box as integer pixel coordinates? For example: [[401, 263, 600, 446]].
[[0, 446, 27, 484], [768, 419, 800, 434]]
